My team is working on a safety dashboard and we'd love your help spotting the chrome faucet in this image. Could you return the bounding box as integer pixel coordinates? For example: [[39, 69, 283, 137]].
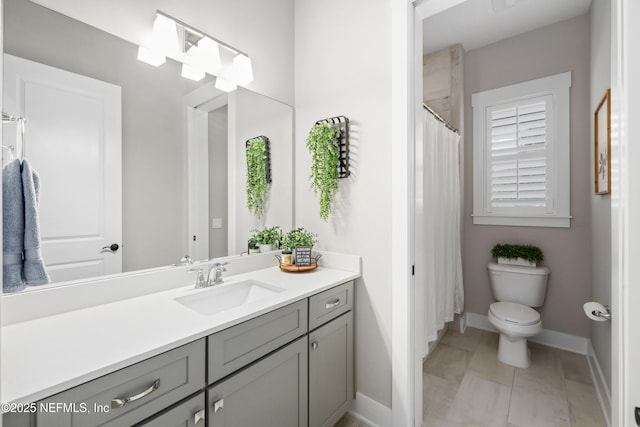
[[207, 262, 229, 286]]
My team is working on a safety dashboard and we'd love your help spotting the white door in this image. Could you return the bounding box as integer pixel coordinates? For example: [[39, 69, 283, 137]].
[[3, 54, 122, 284]]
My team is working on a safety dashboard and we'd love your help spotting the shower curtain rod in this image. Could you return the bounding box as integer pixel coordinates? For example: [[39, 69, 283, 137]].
[[423, 103, 459, 134]]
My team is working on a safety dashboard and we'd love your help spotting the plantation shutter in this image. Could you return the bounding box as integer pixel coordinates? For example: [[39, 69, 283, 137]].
[[486, 95, 552, 213]]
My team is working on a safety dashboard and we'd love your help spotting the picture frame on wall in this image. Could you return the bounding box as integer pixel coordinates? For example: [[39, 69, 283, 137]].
[[594, 89, 611, 195]]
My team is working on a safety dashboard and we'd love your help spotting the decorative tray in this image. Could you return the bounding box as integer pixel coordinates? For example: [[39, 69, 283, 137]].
[[279, 262, 318, 272], [275, 253, 322, 273]]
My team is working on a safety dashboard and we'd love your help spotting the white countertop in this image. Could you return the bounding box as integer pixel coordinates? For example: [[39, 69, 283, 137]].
[[1, 264, 359, 405]]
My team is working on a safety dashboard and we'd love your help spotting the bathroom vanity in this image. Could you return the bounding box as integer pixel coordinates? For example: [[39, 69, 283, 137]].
[[1, 254, 358, 427]]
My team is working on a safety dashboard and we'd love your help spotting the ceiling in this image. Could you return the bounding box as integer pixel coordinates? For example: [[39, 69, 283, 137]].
[[423, 0, 592, 54]]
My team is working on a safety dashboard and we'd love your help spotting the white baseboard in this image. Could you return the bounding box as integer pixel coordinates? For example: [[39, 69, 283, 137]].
[[349, 392, 392, 427], [465, 312, 588, 354], [587, 340, 612, 427]]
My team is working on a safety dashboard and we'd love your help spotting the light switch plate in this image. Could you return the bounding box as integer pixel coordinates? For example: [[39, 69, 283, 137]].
[[212, 218, 223, 229]]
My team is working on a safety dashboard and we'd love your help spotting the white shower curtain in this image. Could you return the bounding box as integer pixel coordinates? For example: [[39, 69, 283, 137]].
[[420, 108, 464, 355]]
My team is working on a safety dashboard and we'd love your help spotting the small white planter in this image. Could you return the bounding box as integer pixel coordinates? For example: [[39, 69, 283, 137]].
[[497, 257, 537, 268], [259, 244, 274, 253]]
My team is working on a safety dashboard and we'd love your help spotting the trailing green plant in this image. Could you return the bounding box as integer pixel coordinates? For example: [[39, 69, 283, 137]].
[[252, 226, 282, 247], [491, 244, 544, 263], [246, 137, 269, 219], [282, 228, 318, 251], [306, 121, 341, 221]]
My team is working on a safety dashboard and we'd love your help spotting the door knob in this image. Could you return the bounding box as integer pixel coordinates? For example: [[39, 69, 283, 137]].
[[101, 243, 120, 253]]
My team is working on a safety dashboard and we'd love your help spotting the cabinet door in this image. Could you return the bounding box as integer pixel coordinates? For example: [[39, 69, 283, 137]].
[[138, 393, 205, 427], [207, 337, 308, 427], [309, 311, 353, 427]]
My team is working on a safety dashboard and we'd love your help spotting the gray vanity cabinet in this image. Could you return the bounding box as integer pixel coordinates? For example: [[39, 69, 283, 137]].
[[207, 336, 309, 427], [137, 393, 205, 426], [307, 281, 354, 427], [308, 311, 354, 427], [3, 280, 354, 427]]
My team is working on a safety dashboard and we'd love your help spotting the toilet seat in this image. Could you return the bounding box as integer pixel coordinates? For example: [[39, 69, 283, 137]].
[[489, 302, 540, 326]]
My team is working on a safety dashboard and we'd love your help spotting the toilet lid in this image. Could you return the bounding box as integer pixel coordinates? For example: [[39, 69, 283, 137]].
[[490, 302, 540, 326]]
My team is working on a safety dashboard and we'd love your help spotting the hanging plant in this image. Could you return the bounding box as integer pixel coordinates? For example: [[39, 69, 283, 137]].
[[246, 137, 270, 219], [306, 121, 341, 221]]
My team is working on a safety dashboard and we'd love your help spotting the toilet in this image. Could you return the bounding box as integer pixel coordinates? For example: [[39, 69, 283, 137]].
[[487, 262, 550, 368]]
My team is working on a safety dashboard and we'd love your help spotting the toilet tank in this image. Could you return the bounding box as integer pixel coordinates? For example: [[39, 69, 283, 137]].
[[487, 262, 550, 307]]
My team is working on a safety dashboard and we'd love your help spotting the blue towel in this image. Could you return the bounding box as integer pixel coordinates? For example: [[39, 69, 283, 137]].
[[21, 159, 50, 286], [2, 159, 26, 292]]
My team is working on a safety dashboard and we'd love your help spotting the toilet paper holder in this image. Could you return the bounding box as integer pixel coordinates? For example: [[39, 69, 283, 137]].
[[591, 306, 612, 321]]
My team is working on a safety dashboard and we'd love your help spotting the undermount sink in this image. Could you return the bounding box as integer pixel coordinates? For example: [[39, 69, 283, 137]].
[[175, 280, 285, 315]]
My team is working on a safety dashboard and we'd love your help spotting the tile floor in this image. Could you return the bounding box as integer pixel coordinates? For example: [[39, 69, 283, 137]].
[[423, 327, 606, 427], [334, 327, 606, 427]]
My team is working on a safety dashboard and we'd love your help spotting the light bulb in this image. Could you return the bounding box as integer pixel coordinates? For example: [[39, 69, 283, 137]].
[[215, 77, 237, 92], [137, 46, 166, 66], [231, 53, 253, 85], [181, 63, 205, 81]]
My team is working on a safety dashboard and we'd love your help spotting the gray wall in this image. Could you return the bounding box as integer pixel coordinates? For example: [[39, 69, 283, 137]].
[[209, 106, 228, 258], [589, 0, 612, 388], [295, 0, 392, 408], [463, 14, 592, 337], [4, 0, 201, 271]]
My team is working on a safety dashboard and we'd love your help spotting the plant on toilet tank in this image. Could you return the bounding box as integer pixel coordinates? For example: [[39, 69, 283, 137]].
[[491, 243, 544, 267]]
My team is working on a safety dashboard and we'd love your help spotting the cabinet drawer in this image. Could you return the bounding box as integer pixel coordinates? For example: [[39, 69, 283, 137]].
[[208, 300, 307, 384], [37, 339, 205, 427], [137, 393, 205, 427], [308, 281, 353, 331], [207, 336, 308, 427]]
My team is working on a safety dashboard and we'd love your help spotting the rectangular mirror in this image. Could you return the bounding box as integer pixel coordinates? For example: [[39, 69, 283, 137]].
[[2, 0, 294, 292]]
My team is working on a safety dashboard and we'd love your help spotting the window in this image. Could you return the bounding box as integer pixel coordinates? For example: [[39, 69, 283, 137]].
[[472, 72, 571, 228]]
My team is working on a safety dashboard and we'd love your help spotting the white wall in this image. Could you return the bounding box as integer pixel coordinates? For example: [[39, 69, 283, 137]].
[[295, 0, 393, 408], [589, 0, 612, 389]]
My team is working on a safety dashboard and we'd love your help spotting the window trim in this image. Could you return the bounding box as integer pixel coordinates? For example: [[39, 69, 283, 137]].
[[472, 72, 572, 228]]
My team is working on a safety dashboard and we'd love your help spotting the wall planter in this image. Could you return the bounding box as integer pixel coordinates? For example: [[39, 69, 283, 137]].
[[306, 117, 350, 221], [491, 244, 544, 268], [246, 136, 272, 219]]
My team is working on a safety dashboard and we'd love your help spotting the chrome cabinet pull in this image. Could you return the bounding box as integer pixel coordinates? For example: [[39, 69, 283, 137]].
[[325, 299, 340, 309], [311, 341, 319, 350], [194, 408, 205, 424], [213, 398, 224, 413], [111, 379, 160, 409]]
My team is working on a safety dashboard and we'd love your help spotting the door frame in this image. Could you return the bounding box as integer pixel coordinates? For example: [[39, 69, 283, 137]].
[[392, 0, 636, 426], [611, 1, 639, 425], [390, 1, 468, 426]]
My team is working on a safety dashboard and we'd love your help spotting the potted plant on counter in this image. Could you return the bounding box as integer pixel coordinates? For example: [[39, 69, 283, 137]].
[[491, 243, 544, 267], [252, 226, 281, 253], [247, 236, 260, 254], [282, 228, 318, 264]]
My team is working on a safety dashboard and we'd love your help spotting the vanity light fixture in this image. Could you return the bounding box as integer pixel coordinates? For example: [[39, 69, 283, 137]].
[[137, 11, 253, 89], [137, 46, 166, 66], [215, 77, 238, 93], [231, 53, 254, 86], [181, 63, 206, 81]]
